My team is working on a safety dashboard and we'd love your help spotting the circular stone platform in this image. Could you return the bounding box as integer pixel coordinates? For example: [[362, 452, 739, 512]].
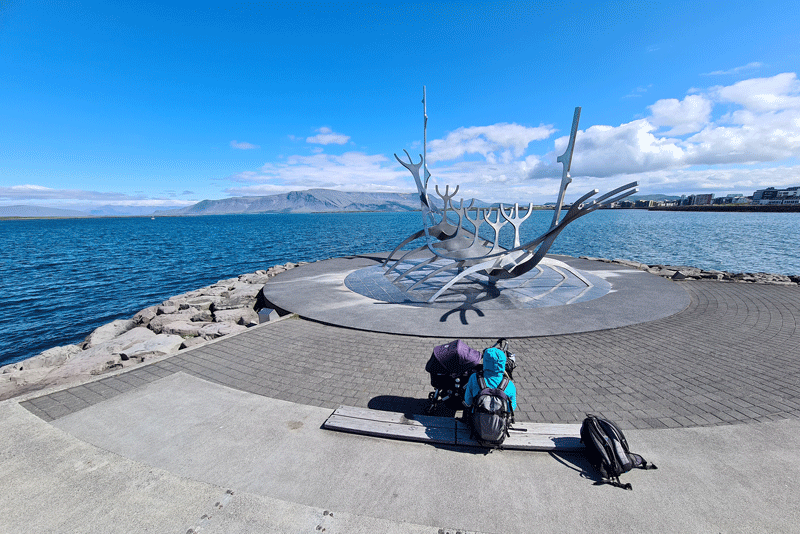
[[262, 253, 690, 338]]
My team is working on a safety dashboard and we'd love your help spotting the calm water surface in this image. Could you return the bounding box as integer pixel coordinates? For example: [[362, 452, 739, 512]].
[[1, 210, 797, 366]]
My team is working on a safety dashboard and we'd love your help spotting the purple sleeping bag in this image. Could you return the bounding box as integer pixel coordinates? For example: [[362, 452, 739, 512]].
[[426, 340, 482, 377]]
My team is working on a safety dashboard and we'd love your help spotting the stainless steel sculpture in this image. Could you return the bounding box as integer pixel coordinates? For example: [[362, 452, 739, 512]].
[[385, 88, 638, 303]]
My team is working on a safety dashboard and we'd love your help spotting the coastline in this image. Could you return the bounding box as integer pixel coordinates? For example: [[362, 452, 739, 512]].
[[0, 261, 305, 401], [2, 255, 797, 401], [648, 204, 800, 212]]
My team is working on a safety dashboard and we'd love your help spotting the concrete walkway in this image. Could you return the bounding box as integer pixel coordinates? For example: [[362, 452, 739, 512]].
[[3, 261, 800, 532]]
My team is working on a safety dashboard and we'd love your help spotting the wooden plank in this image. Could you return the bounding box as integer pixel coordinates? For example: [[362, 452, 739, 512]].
[[331, 405, 453, 429], [322, 406, 583, 451], [505, 422, 582, 437], [455, 421, 584, 451], [323, 414, 455, 444]]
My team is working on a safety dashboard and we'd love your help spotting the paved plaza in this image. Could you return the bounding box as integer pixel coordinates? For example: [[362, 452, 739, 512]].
[[3, 255, 800, 532], [23, 258, 800, 428]]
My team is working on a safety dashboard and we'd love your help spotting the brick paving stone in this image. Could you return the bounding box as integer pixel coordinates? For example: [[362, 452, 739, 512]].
[[18, 280, 800, 429]]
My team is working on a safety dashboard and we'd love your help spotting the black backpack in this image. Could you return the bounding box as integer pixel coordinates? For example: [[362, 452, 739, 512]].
[[580, 414, 657, 490], [470, 372, 512, 448]]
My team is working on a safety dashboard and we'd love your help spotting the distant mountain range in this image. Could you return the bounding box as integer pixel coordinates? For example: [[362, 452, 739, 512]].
[[153, 189, 431, 216], [1, 190, 686, 219]]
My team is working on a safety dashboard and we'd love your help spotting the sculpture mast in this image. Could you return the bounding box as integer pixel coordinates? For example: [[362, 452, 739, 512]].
[[423, 86, 430, 191], [550, 106, 581, 229]]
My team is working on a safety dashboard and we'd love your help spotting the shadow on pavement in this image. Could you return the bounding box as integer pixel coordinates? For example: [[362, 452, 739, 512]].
[[368, 394, 431, 415]]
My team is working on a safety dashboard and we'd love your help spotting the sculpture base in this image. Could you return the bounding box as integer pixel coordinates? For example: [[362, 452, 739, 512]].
[[345, 257, 611, 309], [261, 253, 690, 338]]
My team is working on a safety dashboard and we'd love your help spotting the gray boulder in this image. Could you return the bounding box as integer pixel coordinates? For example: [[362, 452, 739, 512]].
[[199, 322, 248, 338], [161, 320, 212, 338], [118, 334, 185, 361], [212, 307, 259, 326], [612, 259, 648, 270], [180, 336, 208, 350], [191, 308, 213, 322], [211, 283, 262, 311], [82, 319, 136, 349], [133, 306, 158, 326], [157, 304, 179, 315], [239, 272, 271, 285], [54, 327, 157, 378], [181, 295, 223, 311], [147, 310, 200, 334], [2, 344, 82, 372]]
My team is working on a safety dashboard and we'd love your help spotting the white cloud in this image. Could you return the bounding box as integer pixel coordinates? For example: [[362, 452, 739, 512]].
[[306, 127, 350, 145], [526, 120, 685, 179], [427, 123, 554, 163], [648, 94, 713, 135], [702, 62, 763, 76], [711, 72, 800, 112], [230, 140, 260, 150], [523, 72, 800, 187], [220, 72, 800, 203], [224, 151, 408, 196]]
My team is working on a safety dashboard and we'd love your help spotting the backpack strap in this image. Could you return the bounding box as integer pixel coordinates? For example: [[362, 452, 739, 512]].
[[609, 477, 633, 491], [498, 376, 509, 391], [477, 371, 486, 390], [629, 452, 658, 470]]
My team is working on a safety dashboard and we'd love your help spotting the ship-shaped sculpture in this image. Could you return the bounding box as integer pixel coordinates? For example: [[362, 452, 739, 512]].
[[385, 88, 638, 303]]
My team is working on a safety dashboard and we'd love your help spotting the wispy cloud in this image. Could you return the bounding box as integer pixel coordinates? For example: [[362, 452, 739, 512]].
[[224, 151, 407, 196], [306, 127, 350, 145], [230, 140, 260, 150], [0, 185, 133, 201], [701, 62, 763, 76], [0, 185, 195, 208], [623, 85, 652, 99]]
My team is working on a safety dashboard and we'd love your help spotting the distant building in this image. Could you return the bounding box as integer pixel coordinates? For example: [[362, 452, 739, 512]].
[[713, 193, 747, 205], [681, 193, 714, 206], [752, 186, 800, 205], [693, 194, 714, 205]]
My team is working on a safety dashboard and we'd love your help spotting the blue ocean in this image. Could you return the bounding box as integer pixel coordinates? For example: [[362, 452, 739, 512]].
[[1, 210, 798, 366]]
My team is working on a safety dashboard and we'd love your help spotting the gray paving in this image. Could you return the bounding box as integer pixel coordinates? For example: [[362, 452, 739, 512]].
[[5, 372, 800, 533], [4, 258, 800, 533], [22, 277, 800, 429]]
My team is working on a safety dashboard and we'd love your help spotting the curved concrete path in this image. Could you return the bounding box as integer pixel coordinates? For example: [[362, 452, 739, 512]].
[[3, 259, 800, 532]]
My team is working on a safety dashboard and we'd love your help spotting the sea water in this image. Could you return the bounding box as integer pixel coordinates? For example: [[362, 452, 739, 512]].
[[1, 210, 797, 366]]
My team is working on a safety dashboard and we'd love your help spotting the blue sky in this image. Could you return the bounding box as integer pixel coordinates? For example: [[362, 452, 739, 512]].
[[1, 1, 799, 212]]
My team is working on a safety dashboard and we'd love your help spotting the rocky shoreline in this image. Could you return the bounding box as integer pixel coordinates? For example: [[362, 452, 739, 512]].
[[0, 262, 305, 401], [2, 256, 797, 401], [585, 257, 800, 285]]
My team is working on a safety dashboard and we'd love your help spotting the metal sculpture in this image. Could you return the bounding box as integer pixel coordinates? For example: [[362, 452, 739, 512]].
[[385, 88, 638, 303]]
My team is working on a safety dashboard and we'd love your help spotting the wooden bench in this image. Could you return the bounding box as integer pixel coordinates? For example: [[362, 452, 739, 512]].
[[322, 406, 583, 451]]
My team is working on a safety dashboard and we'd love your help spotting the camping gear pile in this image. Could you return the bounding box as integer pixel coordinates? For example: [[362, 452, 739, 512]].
[[423, 339, 657, 489], [423, 338, 514, 415]]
